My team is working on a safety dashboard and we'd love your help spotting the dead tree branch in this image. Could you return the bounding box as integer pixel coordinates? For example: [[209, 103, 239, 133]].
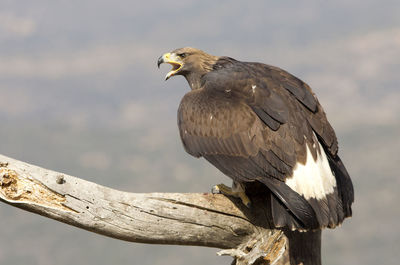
[[0, 154, 320, 265]]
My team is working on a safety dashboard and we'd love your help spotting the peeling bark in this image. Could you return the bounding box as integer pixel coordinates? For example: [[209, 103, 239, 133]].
[[0, 154, 321, 265]]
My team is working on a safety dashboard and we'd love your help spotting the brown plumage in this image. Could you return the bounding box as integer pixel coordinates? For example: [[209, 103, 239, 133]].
[[158, 47, 354, 230]]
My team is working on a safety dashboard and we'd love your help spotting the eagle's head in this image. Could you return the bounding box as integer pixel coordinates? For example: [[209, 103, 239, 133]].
[[158, 47, 218, 89]]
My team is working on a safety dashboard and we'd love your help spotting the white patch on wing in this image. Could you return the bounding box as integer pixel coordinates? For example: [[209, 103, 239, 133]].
[[251, 85, 256, 93], [285, 141, 336, 200]]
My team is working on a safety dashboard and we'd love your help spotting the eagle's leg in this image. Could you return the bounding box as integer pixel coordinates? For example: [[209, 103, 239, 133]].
[[211, 182, 251, 208]]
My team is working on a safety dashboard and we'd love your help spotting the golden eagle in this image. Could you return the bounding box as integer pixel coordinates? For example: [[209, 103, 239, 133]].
[[158, 47, 353, 230]]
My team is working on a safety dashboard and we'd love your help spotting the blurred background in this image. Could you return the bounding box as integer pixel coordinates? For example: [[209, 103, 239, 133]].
[[0, 0, 399, 264]]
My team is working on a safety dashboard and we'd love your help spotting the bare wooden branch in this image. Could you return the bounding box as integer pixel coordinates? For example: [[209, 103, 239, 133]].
[[0, 154, 320, 265]]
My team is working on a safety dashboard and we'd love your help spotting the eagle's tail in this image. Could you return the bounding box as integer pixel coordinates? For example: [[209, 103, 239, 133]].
[[258, 177, 320, 230], [258, 153, 353, 231], [327, 154, 354, 219]]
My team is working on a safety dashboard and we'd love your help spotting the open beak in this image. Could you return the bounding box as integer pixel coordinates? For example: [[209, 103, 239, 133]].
[[157, 53, 183, 80]]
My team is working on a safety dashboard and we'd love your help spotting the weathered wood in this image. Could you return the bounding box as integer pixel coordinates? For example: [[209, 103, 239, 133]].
[[0, 154, 320, 264]]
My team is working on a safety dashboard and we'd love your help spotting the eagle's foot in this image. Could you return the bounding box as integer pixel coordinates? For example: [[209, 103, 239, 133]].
[[211, 183, 252, 208]]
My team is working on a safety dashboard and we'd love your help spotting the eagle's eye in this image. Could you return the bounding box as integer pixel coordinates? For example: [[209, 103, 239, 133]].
[[178, 53, 187, 58]]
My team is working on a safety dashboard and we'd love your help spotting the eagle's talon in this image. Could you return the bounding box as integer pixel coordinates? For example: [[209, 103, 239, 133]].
[[211, 186, 221, 194], [211, 183, 252, 208], [238, 192, 252, 209], [211, 183, 233, 195]]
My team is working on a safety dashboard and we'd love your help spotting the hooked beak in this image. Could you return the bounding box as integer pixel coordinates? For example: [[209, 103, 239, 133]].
[[157, 52, 183, 80]]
